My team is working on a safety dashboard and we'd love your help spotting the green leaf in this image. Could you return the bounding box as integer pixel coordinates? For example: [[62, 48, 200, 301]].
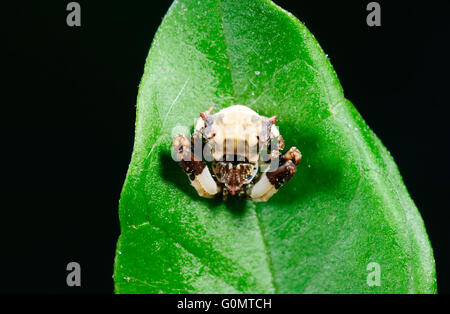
[[114, 0, 436, 293]]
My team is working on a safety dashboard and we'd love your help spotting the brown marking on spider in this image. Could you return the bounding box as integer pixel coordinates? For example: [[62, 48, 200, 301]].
[[172, 105, 302, 202]]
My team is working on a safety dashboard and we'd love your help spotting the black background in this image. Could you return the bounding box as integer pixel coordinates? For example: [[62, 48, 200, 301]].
[[2, 1, 449, 293]]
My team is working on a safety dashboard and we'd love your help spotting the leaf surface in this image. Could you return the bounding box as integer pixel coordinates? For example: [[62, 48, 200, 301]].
[[114, 0, 436, 293]]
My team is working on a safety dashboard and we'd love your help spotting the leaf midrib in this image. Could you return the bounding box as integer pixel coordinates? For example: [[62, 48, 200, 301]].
[[217, 0, 278, 293]]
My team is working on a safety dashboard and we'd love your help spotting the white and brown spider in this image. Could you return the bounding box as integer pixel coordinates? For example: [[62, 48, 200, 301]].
[[173, 105, 301, 202]]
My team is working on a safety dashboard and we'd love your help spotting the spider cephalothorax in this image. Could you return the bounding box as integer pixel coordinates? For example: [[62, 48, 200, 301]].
[[173, 105, 301, 201]]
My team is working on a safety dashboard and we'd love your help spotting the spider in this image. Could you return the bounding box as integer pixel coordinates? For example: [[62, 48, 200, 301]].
[[173, 105, 301, 202]]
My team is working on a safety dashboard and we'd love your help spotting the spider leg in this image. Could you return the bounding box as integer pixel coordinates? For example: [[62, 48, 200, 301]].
[[249, 147, 301, 202], [173, 134, 220, 198]]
